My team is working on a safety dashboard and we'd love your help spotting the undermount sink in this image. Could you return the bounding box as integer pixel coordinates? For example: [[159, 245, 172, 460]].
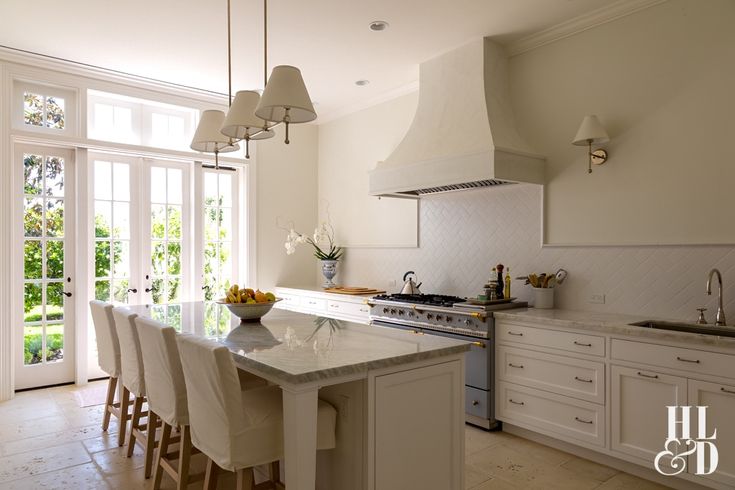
[[629, 320, 735, 338]]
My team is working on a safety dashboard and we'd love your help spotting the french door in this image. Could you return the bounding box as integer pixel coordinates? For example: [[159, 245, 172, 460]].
[[15, 144, 76, 389]]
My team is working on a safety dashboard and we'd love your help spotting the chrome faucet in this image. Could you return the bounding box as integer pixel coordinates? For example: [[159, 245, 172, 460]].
[[706, 268, 726, 326]]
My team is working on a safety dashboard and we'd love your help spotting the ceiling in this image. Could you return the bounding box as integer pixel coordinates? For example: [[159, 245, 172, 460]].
[[0, 0, 613, 120]]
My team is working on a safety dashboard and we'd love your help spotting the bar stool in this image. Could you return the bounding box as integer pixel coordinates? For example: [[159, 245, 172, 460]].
[[89, 301, 124, 443], [135, 316, 201, 490], [112, 307, 158, 478], [176, 334, 337, 490]]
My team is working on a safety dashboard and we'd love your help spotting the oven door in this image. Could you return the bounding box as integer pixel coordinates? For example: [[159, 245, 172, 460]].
[[371, 320, 490, 390]]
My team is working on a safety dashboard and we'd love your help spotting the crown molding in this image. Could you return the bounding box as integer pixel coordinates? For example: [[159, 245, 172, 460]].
[[316, 80, 419, 125], [506, 0, 668, 57]]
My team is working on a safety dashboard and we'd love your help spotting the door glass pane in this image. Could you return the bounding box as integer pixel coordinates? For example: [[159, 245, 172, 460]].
[[45, 97, 65, 130], [151, 205, 165, 239], [168, 206, 181, 239], [22, 150, 69, 366], [24, 93, 44, 127], [93, 159, 132, 305], [202, 170, 235, 301]]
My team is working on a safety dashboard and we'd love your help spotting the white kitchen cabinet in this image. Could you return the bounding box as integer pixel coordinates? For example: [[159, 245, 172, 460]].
[[610, 364, 687, 463], [688, 379, 735, 488], [275, 286, 372, 324]]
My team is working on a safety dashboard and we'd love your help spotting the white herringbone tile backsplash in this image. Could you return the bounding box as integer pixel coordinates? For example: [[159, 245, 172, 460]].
[[337, 184, 735, 322]]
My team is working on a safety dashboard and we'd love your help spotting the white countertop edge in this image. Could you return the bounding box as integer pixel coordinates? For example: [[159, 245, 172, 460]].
[[493, 308, 735, 350], [275, 285, 382, 304]]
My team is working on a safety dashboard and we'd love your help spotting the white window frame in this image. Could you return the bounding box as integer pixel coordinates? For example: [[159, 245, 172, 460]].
[[12, 79, 78, 136]]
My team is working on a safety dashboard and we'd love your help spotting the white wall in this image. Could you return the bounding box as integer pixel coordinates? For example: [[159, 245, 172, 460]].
[[255, 123, 319, 291], [511, 0, 735, 245], [316, 0, 735, 320]]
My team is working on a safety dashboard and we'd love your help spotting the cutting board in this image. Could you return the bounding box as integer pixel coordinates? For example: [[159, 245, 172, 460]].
[[324, 287, 385, 295]]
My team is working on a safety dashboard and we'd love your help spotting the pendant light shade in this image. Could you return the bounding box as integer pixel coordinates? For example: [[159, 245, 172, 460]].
[[255, 65, 317, 123], [191, 110, 240, 153], [221, 91, 271, 139], [572, 115, 609, 145]]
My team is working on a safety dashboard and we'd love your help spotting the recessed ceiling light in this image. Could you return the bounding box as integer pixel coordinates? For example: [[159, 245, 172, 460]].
[[355, 80, 370, 86], [369, 21, 389, 32]]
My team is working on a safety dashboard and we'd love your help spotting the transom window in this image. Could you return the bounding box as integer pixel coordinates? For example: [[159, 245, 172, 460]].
[[24, 92, 65, 130]]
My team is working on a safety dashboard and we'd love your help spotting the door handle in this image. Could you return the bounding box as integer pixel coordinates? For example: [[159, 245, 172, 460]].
[[61, 291, 72, 298], [145, 287, 156, 293], [127, 288, 138, 294]]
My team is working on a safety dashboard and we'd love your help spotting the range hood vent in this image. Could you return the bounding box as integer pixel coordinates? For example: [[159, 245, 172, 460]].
[[387, 179, 514, 198], [369, 38, 545, 198]]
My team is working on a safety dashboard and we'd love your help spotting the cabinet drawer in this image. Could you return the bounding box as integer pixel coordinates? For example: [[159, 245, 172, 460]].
[[496, 346, 605, 404], [327, 300, 371, 319], [611, 339, 735, 378], [497, 381, 605, 447], [465, 386, 491, 420], [277, 293, 300, 308], [301, 297, 326, 312], [497, 322, 605, 357]]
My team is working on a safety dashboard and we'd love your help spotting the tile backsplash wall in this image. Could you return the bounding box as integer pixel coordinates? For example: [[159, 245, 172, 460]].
[[338, 184, 735, 321]]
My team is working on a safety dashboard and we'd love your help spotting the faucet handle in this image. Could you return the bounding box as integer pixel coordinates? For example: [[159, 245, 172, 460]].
[[696, 308, 708, 325]]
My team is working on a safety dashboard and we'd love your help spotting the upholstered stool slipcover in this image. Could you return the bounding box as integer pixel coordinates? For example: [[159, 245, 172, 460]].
[[135, 316, 199, 490], [176, 334, 337, 489], [112, 307, 158, 478], [88, 301, 123, 440]]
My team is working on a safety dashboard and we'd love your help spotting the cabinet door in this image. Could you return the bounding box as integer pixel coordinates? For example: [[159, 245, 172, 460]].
[[688, 379, 735, 487], [611, 365, 687, 462]]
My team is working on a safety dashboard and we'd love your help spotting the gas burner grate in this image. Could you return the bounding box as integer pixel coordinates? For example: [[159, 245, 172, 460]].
[[374, 293, 466, 308]]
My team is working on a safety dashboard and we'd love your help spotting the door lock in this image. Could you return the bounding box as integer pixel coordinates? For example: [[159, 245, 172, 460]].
[[127, 288, 138, 294]]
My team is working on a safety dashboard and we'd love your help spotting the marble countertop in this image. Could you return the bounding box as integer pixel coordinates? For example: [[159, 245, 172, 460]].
[[125, 302, 469, 384], [493, 308, 735, 350]]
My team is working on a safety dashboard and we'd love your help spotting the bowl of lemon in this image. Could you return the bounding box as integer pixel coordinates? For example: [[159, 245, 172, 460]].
[[217, 285, 281, 322]]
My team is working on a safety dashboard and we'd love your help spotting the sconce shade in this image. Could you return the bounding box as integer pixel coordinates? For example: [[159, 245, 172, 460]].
[[572, 115, 609, 146], [255, 65, 317, 123], [221, 91, 272, 139], [191, 110, 240, 153]]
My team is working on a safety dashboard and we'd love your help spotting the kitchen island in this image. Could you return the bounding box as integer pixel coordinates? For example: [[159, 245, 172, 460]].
[[126, 302, 469, 490]]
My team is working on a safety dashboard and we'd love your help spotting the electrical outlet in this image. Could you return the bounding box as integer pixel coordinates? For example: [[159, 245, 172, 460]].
[[589, 293, 606, 304]]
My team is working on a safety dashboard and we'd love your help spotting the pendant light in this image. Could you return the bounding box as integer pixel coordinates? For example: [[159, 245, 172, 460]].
[[254, 0, 316, 144]]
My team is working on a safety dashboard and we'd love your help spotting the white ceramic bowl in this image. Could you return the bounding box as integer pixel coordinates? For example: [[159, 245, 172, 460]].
[[217, 298, 282, 322]]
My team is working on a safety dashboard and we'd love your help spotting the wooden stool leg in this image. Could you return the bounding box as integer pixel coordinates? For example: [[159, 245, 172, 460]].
[[153, 422, 171, 490], [177, 425, 192, 490], [204, 459, 219, 490], [118, 386, 130, 447], [269, 460, 281, 484], [144, 409, 158, 478], [127, 396, 144, 457], [236, 468, 254, 490], [102, 376, 117, 431]]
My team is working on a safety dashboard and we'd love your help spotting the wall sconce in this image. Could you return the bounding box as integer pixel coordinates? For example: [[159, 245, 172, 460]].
[[572, 115, 609, 173]]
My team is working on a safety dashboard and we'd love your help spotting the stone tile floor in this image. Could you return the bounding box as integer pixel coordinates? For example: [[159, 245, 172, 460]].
[[0, 381, 672, 489]]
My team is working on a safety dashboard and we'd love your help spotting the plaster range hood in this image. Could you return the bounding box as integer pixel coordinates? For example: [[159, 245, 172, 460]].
[[369, 38, 545, 198]]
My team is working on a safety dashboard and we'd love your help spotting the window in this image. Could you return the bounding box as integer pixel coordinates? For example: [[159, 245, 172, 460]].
[[150, 166, 184, 304], [87, 90, 197, 150], [13, 81, 76, 134]]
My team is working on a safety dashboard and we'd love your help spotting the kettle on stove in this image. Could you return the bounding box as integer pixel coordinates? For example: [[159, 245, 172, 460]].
[[400, 271, 423, 295]]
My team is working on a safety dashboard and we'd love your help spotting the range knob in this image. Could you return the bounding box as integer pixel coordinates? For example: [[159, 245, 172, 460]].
[[426, 313, 434, 320], [464, 319, 472, 326], [390, 308, 397, 315], [435, 314, 443, 321], [383, 308, 389, 314], [446, 316, 453, 322], [398, 310, 405, 316], [408, 311, 415, 318]]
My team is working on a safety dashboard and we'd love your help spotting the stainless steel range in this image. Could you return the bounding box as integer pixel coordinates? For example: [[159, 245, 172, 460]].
[[369, 293, 527, 430]]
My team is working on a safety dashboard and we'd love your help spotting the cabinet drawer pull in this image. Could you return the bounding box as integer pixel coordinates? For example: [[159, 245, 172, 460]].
[[359, 308, 368, 313], [575, 416, 594, 425], [509, 399, 525, 406], [507, 331, 524, 336], [409, 329, 424, 335], [574, 376, 593, 383], [331, 304, 339, 308], [472, 341, 486, 348], [573, 341, 592, 347], [676, 356, 700, 364], [508, 363, 524, 369], [721, 387, 735, 395], [472, 400, 479, 406], [637, 371, 659, 379]]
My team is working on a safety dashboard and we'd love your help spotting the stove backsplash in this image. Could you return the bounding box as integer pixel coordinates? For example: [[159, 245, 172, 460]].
[[332, 184, 735, 321]]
